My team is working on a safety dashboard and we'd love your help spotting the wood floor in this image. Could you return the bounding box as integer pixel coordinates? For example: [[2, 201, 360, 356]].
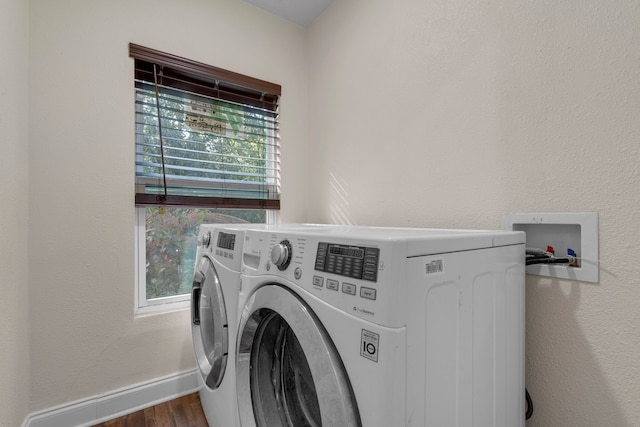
[[91, 393, 209, 427]]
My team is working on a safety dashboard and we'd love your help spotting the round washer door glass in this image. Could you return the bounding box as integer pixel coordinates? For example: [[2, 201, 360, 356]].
[[191, 256, 228, 389], [237, 285, 361, 427]]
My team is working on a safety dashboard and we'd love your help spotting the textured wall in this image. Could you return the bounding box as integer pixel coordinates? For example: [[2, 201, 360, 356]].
[[0, 0, 30, 425], [308, 0, 640, 425], [20, 0, 640, 423], [28, 0, 307, 412]]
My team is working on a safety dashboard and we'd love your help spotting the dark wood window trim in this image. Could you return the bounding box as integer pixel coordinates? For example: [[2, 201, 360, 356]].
[[130, 44, 280, 97]]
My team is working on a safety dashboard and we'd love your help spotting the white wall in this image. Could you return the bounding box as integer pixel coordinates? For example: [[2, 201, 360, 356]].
[[20, 0, 640, 424], [308, 0, 640, 425], [28, 0, 307, 412], [0, 0, 30, 424]]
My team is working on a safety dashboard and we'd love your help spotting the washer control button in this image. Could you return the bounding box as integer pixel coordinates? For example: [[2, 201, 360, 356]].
[[360, 287, 377, 300], [326, 279, 339, 291], [312, 275, 323, 287], [294, 268, 302, 280], [342, 282, 357, 295]]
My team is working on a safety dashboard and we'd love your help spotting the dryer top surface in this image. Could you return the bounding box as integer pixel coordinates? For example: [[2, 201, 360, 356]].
[[238, 223, 525, 256]]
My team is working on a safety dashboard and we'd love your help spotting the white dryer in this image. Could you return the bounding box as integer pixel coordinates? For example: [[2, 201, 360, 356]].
[[191, 224, 249, 427], [235, 225, 526, 427]]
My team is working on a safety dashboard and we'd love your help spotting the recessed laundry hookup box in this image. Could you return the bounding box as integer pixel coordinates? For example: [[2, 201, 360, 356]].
[[502, 212, 599, 283]]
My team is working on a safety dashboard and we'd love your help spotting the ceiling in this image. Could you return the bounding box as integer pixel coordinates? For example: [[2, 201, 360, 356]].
[[243, 0, 334, 27]]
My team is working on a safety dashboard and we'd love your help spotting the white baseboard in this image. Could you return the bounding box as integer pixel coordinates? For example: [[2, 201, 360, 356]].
[[22, 369, 200, 427]]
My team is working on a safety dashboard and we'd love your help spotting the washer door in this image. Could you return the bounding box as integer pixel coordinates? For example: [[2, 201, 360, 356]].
[[191, 256, 228, 389], [237, 284, 361, 427]]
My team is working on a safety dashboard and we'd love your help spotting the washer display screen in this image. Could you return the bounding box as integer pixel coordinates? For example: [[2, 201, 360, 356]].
[[217, 232, 236, 251], [329, 246, 365, 259], [315, 243, 379, 282]]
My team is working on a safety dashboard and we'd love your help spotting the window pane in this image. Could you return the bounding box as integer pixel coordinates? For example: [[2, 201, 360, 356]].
[[145, 207, 265, 300]]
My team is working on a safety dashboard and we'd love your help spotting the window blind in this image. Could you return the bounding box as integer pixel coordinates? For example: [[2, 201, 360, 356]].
[[130, 43, 281, 209]]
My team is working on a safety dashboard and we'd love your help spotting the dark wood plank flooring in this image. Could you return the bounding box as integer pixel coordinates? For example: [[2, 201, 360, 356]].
[[92, 392, 209, 427]]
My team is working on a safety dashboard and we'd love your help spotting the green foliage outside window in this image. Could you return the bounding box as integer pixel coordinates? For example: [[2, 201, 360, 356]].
[[145, 207, 265, 299]]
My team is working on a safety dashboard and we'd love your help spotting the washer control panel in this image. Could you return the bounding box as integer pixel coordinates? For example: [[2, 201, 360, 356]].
[[315, 242, 379, 282], [243, 229, 395, 323], [198, 227, 244, 272]]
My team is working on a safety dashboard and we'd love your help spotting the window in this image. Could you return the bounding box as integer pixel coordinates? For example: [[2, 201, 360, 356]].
[[130, 44, 281, 312]]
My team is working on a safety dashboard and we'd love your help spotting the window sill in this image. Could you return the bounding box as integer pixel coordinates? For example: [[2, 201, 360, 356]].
[[135, 298, 190, 317]]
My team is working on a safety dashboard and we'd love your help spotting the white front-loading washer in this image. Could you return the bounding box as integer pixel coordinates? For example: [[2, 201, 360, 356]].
[[235, 225, 526, 427], [191, 223, 251, 427]]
